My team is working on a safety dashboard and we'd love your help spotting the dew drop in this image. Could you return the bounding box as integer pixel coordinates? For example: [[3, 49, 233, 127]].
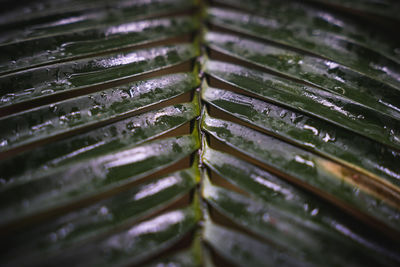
[[322, 132, 336, 142], [279, 110, 287, 118], [0, 139, 8, 147], [310, 208, 319, 216], [290, 113, 303, 123], [98, 206, 109, 216], [262, 107, 270, 116]]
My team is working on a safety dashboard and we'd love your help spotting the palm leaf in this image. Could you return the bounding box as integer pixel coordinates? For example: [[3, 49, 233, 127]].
[[1, 0, 399, 266]]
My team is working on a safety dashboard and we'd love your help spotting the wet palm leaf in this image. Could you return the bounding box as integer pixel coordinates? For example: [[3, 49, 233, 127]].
[[1, 0, 399, 266], [203, 59, 400, 150], [206, 6, 400, 90], [2, 165, 199, 265], [0, 72, 199, 153], [0, 44, 198, 109], [201, 85, 400, 189], [0, 16, 198, 75], [205, 30, 400, 120]]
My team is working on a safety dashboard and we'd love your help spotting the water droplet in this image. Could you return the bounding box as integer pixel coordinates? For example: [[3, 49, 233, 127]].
[[129, 87, 136, 98], [389, 129, 400, 144], [262, 213, 270, 222], [325, 61, 339, 70], [59, 115, 69, 123], [41, 88, 55, 95], [0, 139, 8, 147], [333, 86, 345, 94], [279, 110, 287, 118], [31, 121, 53, 132], [310, 208, 319, 216], [303, 124, 319, 135], [295, 155, 315, 168], [322, 132, 336, 142], [262, 107, 270, 116], [303, 203, 309, 211], [290, 113, 303, 123], [98, 206, 109, 216], [304, 142, 316, 148], [49, 104, 57, 112]]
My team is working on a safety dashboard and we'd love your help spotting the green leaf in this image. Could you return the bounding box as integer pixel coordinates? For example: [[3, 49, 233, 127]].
[[0, 98, 199, 182], [0, 0, 197, 44], [206, 7, 400, 90], [144, 248, 201, 267], [307, 0, 400, 22], [205, 30, 400, 120], [38, 205, 199, 266], [0, 44, 198, 108], [203, 59, 400, 150], [0, 16, 198, 75], [0, 72, 199, 153], [201, 85, 400, 189], [202, 148, 400, 265], [201, 111, 400, 233], [1, 165, 199, 265], [1, 0, 400, 265], [0, 129, 200, 226], [203, 217, 308, 267], [211, 0, 400, 64]]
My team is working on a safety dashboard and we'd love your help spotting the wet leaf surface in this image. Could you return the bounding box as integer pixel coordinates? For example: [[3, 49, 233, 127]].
[[0, 16, 198, 75], [0, 72, 199, 152], [0, 99, 199, 182], [1, 165, 199, 265], [203, 59, 400, 150], [205, 30, 400, 120], [207, 7, 400, 90], [0, 130, 199, 226], [202, 85, 400, 188], [202, 112, 400, 232], [0, 43, 197, 108], [1, 0, 399, 265], [202, 147, 400, 265]]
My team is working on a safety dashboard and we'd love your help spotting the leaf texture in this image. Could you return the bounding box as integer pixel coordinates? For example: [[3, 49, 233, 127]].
[[1, 0, 399, 266]]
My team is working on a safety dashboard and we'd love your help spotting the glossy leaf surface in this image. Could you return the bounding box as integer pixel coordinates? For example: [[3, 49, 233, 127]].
[[1, 0, 400, 265], [0, 131, 199, 226], [36, 206, 200, 266], [203, 218, 306, 267], [0, 0, 197, 44], [203, 59, 400, 150], [0, 16, 198, 75], [212, 0, 400, 64], [202, 148, 400, 265], [202, 112, 400, 232], [0, 44, 197, 108], [1, 166, 199, 265], [202, 85, 400, 188], [0, 72, 198, 152], [206, 7, 400, 90], [0, 99, 199, 182], [205, 31, 400, 120], [308, 0, 400, 22]]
